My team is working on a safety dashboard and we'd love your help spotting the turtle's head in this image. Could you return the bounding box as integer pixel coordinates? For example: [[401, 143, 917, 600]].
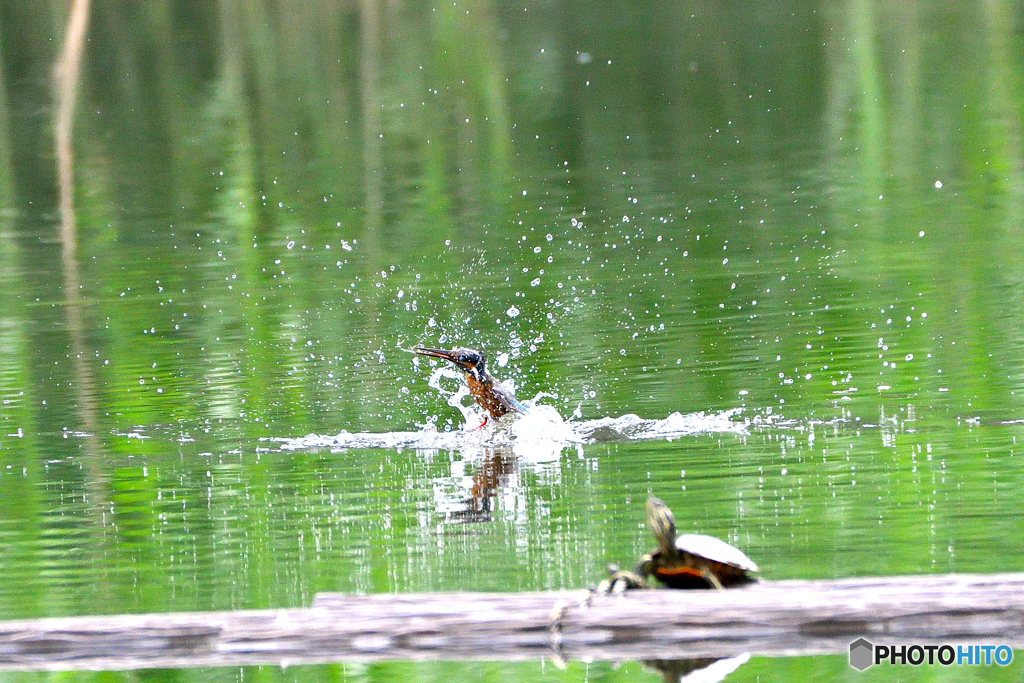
[[645, 497, 677, 554]]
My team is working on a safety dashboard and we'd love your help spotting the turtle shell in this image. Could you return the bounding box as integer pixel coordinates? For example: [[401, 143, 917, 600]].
[[650, 533, 758, 589], [676, 534, 759, 572]]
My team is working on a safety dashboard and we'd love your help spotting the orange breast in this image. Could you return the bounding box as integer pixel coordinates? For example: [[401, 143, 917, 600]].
[[466, 374, 509, 418]]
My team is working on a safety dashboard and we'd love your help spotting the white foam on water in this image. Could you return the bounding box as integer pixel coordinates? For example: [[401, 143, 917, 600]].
[[274, 404, 746, 452]]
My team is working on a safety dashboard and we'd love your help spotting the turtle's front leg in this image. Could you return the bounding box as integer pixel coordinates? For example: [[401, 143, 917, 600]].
[[599, 564, 647, 593], [598, 553, 656, 593]]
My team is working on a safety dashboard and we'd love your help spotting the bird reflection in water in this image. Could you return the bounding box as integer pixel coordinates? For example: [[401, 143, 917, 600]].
[[436, 448, 517, 524]]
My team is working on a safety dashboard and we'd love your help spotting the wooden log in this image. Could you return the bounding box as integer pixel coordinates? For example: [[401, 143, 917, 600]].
[[0, 573, 1021, 671]]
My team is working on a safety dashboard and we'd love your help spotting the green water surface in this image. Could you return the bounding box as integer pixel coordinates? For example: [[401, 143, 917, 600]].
[[0, 0, 1022, 680]]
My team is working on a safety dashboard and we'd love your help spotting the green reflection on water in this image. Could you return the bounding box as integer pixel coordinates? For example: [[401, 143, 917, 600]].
[[0, 0, 1023, 680]]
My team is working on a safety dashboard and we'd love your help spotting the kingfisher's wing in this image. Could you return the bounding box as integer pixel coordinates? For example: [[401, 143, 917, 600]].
[[495, 381, 528, 414]]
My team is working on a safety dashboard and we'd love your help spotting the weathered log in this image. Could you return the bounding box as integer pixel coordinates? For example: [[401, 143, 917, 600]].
[[0, 573, 1021, 671]]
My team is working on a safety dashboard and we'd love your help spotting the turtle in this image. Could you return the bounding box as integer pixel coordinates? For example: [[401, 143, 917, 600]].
[[605, 497, 758, 591]]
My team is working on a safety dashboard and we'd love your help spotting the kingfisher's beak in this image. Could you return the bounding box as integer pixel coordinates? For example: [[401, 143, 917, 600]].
[[413, 347, 466, 368]]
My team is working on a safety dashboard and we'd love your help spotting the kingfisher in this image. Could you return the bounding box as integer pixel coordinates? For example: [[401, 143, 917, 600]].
[[413, 346, 526, 422]]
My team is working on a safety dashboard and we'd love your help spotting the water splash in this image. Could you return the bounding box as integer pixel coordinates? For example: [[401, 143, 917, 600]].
[[275, 405, 746, 452], [427, 365, 479, 426]]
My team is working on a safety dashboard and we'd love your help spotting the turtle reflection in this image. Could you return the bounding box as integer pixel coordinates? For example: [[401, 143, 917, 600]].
[[643, 653, 751, 683]]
